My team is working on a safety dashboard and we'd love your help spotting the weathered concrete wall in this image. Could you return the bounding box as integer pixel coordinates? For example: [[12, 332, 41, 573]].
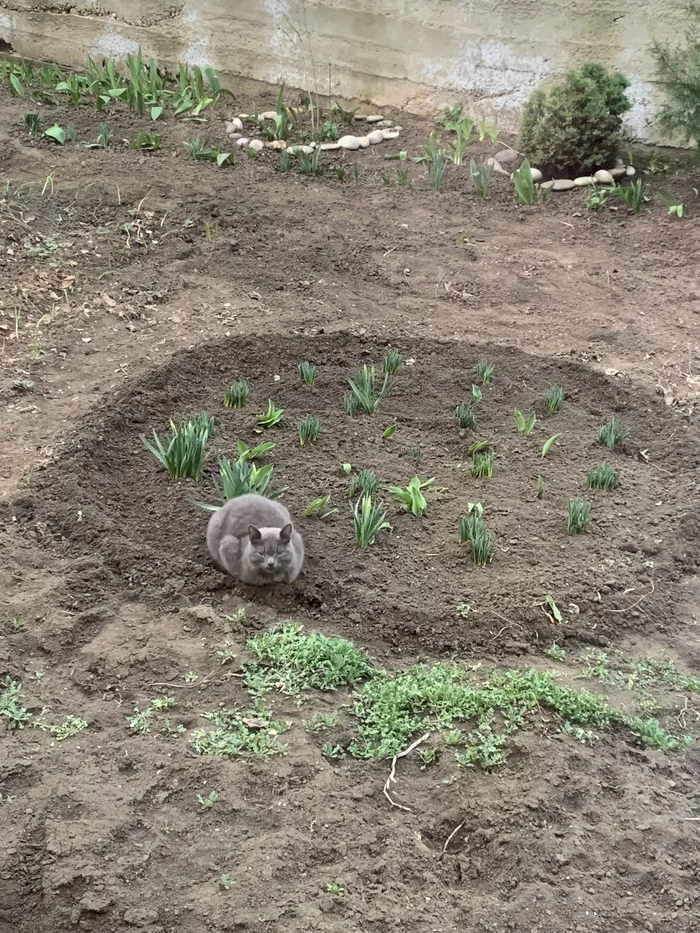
[[0, 0, 686, 139]]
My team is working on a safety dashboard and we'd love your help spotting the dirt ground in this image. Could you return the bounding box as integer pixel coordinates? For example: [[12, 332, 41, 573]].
[[2, 79, 700, 933]]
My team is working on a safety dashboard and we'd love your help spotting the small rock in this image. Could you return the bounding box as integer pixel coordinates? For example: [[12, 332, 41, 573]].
[[365, 115, 384, 123], [259, 110, 276, 120], [382, 129, 400, 140], [227, 131, 242, 140], [393, 125, 403, 131], [610, 166, 627, 179], [248, 139, 264, 152], [287, 144, 313, 154], [265, 139, 287, 150], [530, 167, 543, 182], [487, 156, 509, 176], [574, 175, 595, 186], [354, 114, 368, 121], [225, 117, 243, 133], [357, 136, 371, 148], [338, 135, 361, 150], [550, 178, 575, 191], [594, 169, 614, 184], [495, 149, 519, 164], [378, 119, 393, 127], [236, 137, 250, 148], [540, 180, 555, 191], [238, 112, 249, 120], [319, 142, 341, 151], [626, 165, 636, 176], [367, 129, 385, 144]]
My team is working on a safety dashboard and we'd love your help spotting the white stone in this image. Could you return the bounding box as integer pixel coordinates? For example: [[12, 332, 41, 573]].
[[236, 137, 250, 148], [259, 110, 277, 120], [495, 149, 519, 164], [357, 136, 371, 148], [227, 132, 242, 141], [626, 165, 636, 177], [610, 167, 626, 179], [487, 157, 509, 176], [366, 115, 384, 122], [550, 178, 575, 191], [238, 113, 249, 120], [540, 180, 555, 191], [378, 119, 393, 127], [338, 135, 361, 150], [266, 140, 287, 150], [228, 117, 243, 132], [288, 144, 314, 154], [594, 169, 614, 184], [367, 129, 385, 144], [248, 139, 264, 152], [382, 130, 400, 140], [354, 114, 368, 121], [393, 125, 403, 131], [320, 142, 341, 151], [530, 167, 543, 182], [574, 176, 595, 186]]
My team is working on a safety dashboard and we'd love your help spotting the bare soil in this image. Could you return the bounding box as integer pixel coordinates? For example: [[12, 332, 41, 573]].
[[2, 83, 700, 933]]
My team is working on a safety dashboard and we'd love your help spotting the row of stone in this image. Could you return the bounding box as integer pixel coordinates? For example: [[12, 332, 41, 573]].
[[224, 115, 400, 153], [491, 148, 637, 189]]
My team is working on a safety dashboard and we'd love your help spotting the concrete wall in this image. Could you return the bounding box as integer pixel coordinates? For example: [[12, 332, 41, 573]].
[[0, 0, 686, 139]]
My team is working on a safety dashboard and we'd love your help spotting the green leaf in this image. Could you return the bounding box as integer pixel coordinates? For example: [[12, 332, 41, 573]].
[[514, 408, 526, 432], [541, 433, 561, 457], [382, 424, 398, 439], [151, 105, 164, 121], [10, 74, 25, 97], [545, 594, 562, 623], [472, 384, 482, 403], [468, 440, 491, 455], [44, 125, 66, 144], [512, 158, 535, 205], [342, 462, 352, 474], [216, 151, 232, 166]]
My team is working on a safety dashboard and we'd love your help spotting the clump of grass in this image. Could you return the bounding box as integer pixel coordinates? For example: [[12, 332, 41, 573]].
[[353, 495, 391, 549], [190, 703, 289, 758], [455, 404, 478, 430], [627, 717, 690, 751], [543, 385, 565, 412], [298, 361, 317, 386], [223, 380, 249, 409], [545, 644, 566, 661], [470, 451, 495, 478], [305, 711, 340, 732], [399, 446, 423, 464], [389, 476, 435, 518], [349, 468, 378, 500], [427, 149, 449, 191], [140, 413, 213, 481], [305, 495, 337, 519], [244, 622, 374, 696], [346, 364, 390, 415], [598, 416, 629, 450], [474, 360, 495, 385], [458, 503, 493, 566], [257, 400, 284, 428], [0, 676, 32, 731], [382, 349, 402, 375], [567, 498, 591, 535], [297, 415, 321, 446], [587, 462, 620, 490]]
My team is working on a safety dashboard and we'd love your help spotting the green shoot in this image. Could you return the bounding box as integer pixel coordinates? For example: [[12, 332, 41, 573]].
[[567, 498, 591, 535], [44, 124, 66, 145], [469, 440, 491, 455], [512, 158, 535, 205], [305, 711, 340, 732], [472, 384, 482, 403], [397, 167, 409, 186], [545, 594, 563, 622], [257, 400, 284, 428], [545, 643, 566, 661], [616, 179, 648, 213], [426, 149, 449, 191], [659, 189, 687, 218], [586, 185, 614, 212], [128, 131, 161, 151], [515, 409, 537, 436], [326, 883, 345, 895], [140, 414, 213, 481], [399, 446, 423, 464], [294, 146, 323, 176], [236, 440, 275, 461], [598, 417, 629, 450], [474, 360, 495, 385], [333, 166, 347, 182], [388, 476, 435, 517], [0, 677, 32, 731], [190, 703, 289, 759], [536, 475, 545, 499], [346, 364, 390, 415], [298, 361, 317, 386], [353, 495, 391, 549], [344, 392, 361, 416], [382, 349, 402, 375], [197, 790, 219, 810], [223, 380, 249, 409], [305, 495, 337, 519], [541, 433, 561, 457], [458, 504, 493, 566], [195, 456, 281, 510], [349, 469, 378, 500], [455, 404, 477, 430], [469, 158, 493, 198], [587, 463, 620, 491], [297, 415, 321, 446], [382, 424, 398, 439], [470, 451, 495, 478], [543, 385, 565, 412], [23, 113, 40, 135]]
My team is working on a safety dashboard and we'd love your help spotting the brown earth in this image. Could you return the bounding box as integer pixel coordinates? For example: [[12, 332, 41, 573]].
[[2, 79, 700, 933]]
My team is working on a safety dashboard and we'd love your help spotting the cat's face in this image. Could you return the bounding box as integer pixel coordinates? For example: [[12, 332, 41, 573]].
[[247, 524, 294, 577]]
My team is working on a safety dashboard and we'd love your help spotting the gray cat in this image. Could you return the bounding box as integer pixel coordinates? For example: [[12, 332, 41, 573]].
[[206, 493, 304, 585]]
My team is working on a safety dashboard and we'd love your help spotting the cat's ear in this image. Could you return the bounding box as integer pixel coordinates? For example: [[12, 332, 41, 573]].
[[279, 523, 292, 544], [248, 525, 262, 544]]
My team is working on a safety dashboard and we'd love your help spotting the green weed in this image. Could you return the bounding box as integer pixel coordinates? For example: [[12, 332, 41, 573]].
[[587, 462, 620, 490], [389, 476, 435, 517], [543, 385, 565, 412], [257, 400, 284, 428], [353, 495, 391, 549], [305, 711, 340, 732], [598, 417, 629, 450], [567, 498, 591, 534], [190, 703, 289, 758], [298, 361, 317, 386], [223, 380, 249, 409], [545, 643, 566, 661], [197, 790, 219, 809], [140, 413, 213, 481], [0, 677, 32, 731]]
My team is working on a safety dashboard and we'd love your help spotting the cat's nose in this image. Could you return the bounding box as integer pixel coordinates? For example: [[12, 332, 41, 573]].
[[267, 558, 275, 566]]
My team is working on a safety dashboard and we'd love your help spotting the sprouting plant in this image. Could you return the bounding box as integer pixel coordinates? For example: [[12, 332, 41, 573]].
[[220, 872, 234, 891], [545, 594, 563, 622], [94, 123, 112, 148], [399, 446, 423, 464], [333, 166, 347, 182], [627, 717, 691, 752], [455, 404, 478, 430], [470, 451, 495, 478], [469, 158, 493, 198], [389, 476, 435, 518], [382, 424, 398, 439], [326, 882, 345, 896], [349, 469, 378, 500], [294, 146, 323, 176], [65, 123, 78, 143], [541, 434, 561, 458], [321, 119, 339, 140], [344, 392, 361, 416], [543, 386, 565, 412], [545, 643, 566, 661], [0, 677, 32, 731], [353, 495, 391, 549], [305, 711, 340, 732], [128, 131, 161, 151], [446, 118, 475, 165], [380, 171, 391, 186], [298, 360, 317, 386], [458, 503, 493, 565], [352, 164, 360, 183], [474, 360, 495, 385], [397, 168, 409, 186], [615, 179, 648, 213], [140, 414, 213, 481], [305, 496, 338, 519], [514, 409, 537, 436], [513, 158, 535, 205], [587, 463, 620, 490], [382, 349, 402, 375], [478, 116, 499, 143], [197, 790, 219, 810], [598, 416, 629, 450], [23, 113, 40, 135], [223, 380, 249, 409], [257, 400, 284, 428], [585, 184, 615, 211], [436, 102, 465, 130], [195, 456, 282, 510], [659, 189, 687, 218], [346, 364, 390, 415], [236, 440, 275, 461], [43, 124, 66, 145], [297, 415, 321, 446], [427, 149, 449, 191], [567, 498, 591, 535], [331, 101, 358, 124]]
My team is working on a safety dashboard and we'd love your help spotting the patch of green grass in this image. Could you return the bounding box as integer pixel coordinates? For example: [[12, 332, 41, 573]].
[[598, 416, 629, 450], [297, 415, 321, 446], [190, 703, 289, 758], [346, 364, 391, 415], [543, 385, 565, 412], [628, 717, 690, 751], [455, 404, 478, 430], [244, 623, 374, 697], [545, 643, 566, 661], [353, 495, 391, 548], [140, 413, 214, 481], [587, 462, 620, 490], [349, 469, 378, 500], [298, 361, 317, 386], [304, 711, 340, 732], [474, 360, 495, 385], [0, 677, 32, 731], [223, 381, 249, 409], [567, 497, 591, 534]]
